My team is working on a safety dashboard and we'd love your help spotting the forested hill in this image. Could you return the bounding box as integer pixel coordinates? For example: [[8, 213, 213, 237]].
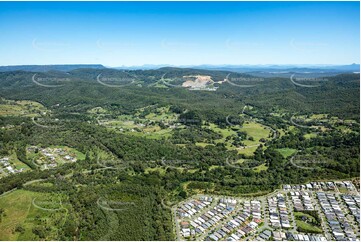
[[0, 68, 359, 120]]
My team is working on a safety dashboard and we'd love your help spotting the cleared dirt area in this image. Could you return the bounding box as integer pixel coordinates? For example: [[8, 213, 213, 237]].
[[182, 75, 213, 88]]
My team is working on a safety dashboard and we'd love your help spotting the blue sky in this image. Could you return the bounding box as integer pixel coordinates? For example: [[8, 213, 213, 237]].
[[0, 1, 359, 66]]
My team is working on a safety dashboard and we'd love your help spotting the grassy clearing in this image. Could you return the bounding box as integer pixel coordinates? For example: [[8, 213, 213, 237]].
[[206, 120, 270, 157], [184, 181, 215, 194], [336, 126, 353, 133], [304, 133, 318, 139], [278, 128, 287, 137], [208, 165, 221, 171], [253, 163, 268, 172], [338, 187, 349, 193], [288, 126, 296, 132], [87, 106, 107, 114], [144, 106, 178, 122], [144, 167, 166, 175], [195, 142, 214, 147], [276, 148, 297, 158], [0, 98, 46, 117], [237, 145, 258, 156], [294, 211, 322, 234], [207, 123, 237, 140], [296, 220, 322, 234], [239, 121, 271, 146], [310, 114, 328, 119], [0, 189, 68, 240], [0, 189, 34, 240], [127, 128, 173, 140], [97, 106, 179, 139]]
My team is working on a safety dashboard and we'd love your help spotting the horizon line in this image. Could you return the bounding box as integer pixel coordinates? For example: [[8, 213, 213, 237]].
[[1, 63, 359, 67]]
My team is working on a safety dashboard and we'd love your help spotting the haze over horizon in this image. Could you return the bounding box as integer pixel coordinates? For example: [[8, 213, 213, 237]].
[[0, 1, 359, 66], [1, 63, 359, 68]]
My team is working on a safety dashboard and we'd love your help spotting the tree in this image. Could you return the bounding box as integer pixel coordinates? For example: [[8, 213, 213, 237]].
[[32, 226, 46, 239], [179, 190, 187, 199], [15, 224, 25, 234]]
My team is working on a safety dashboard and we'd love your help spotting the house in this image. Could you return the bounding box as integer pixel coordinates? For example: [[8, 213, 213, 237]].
[[181, 228, 190, 238], [259, 230, 272, 240], [273, 231, 282, 241], [180, 221, 189, 228], [209, 234, 218, 241], [231, 234, 240, 240]]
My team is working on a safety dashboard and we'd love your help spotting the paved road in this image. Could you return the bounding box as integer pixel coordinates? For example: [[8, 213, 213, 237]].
[[290, 114, 312, 129], [172, 205, 181, 241], [312, 192, 332, 240], [286, 194, 297, 233], [335, 193, 360, 239], [243, 196, 271, 241]]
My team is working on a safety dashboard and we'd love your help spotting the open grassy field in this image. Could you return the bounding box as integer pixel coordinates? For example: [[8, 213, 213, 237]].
[[276, 148, 297, 158], [239, 121, 271, 144], [195, 142, 215, 147], [0, 189, 68, 240], [207, 123, 238, 138], [296, 220, 322, 234], [294, 211, 322, 234], [0, 190, 35, 240], [144, 106, 178, 122], [183, 181, 216, 194], [278, 128, 287, 137], [0, 98, 46, 117], [288, 125, 296, 132], [126, 127, 173, 139], [208, 165, 221, 171], [96, 106, 179, 139], [253, 163, 268, 173], [87, 106, 108, 114], [237, 145, 259, 156], [335, 125, 354, 134], [205, 120, 271, 156], [310, 114, 328, 119], [295, 114, 353, 133], [304, 133, 318, 139], [144, 167, 166, 175]]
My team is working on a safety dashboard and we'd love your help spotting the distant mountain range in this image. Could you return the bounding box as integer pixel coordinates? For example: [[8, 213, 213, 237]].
[[0, 64, 359, 75], [0, 64, 106, 72], [114, 64, 360, 72], [195, 64, 360, 73]]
